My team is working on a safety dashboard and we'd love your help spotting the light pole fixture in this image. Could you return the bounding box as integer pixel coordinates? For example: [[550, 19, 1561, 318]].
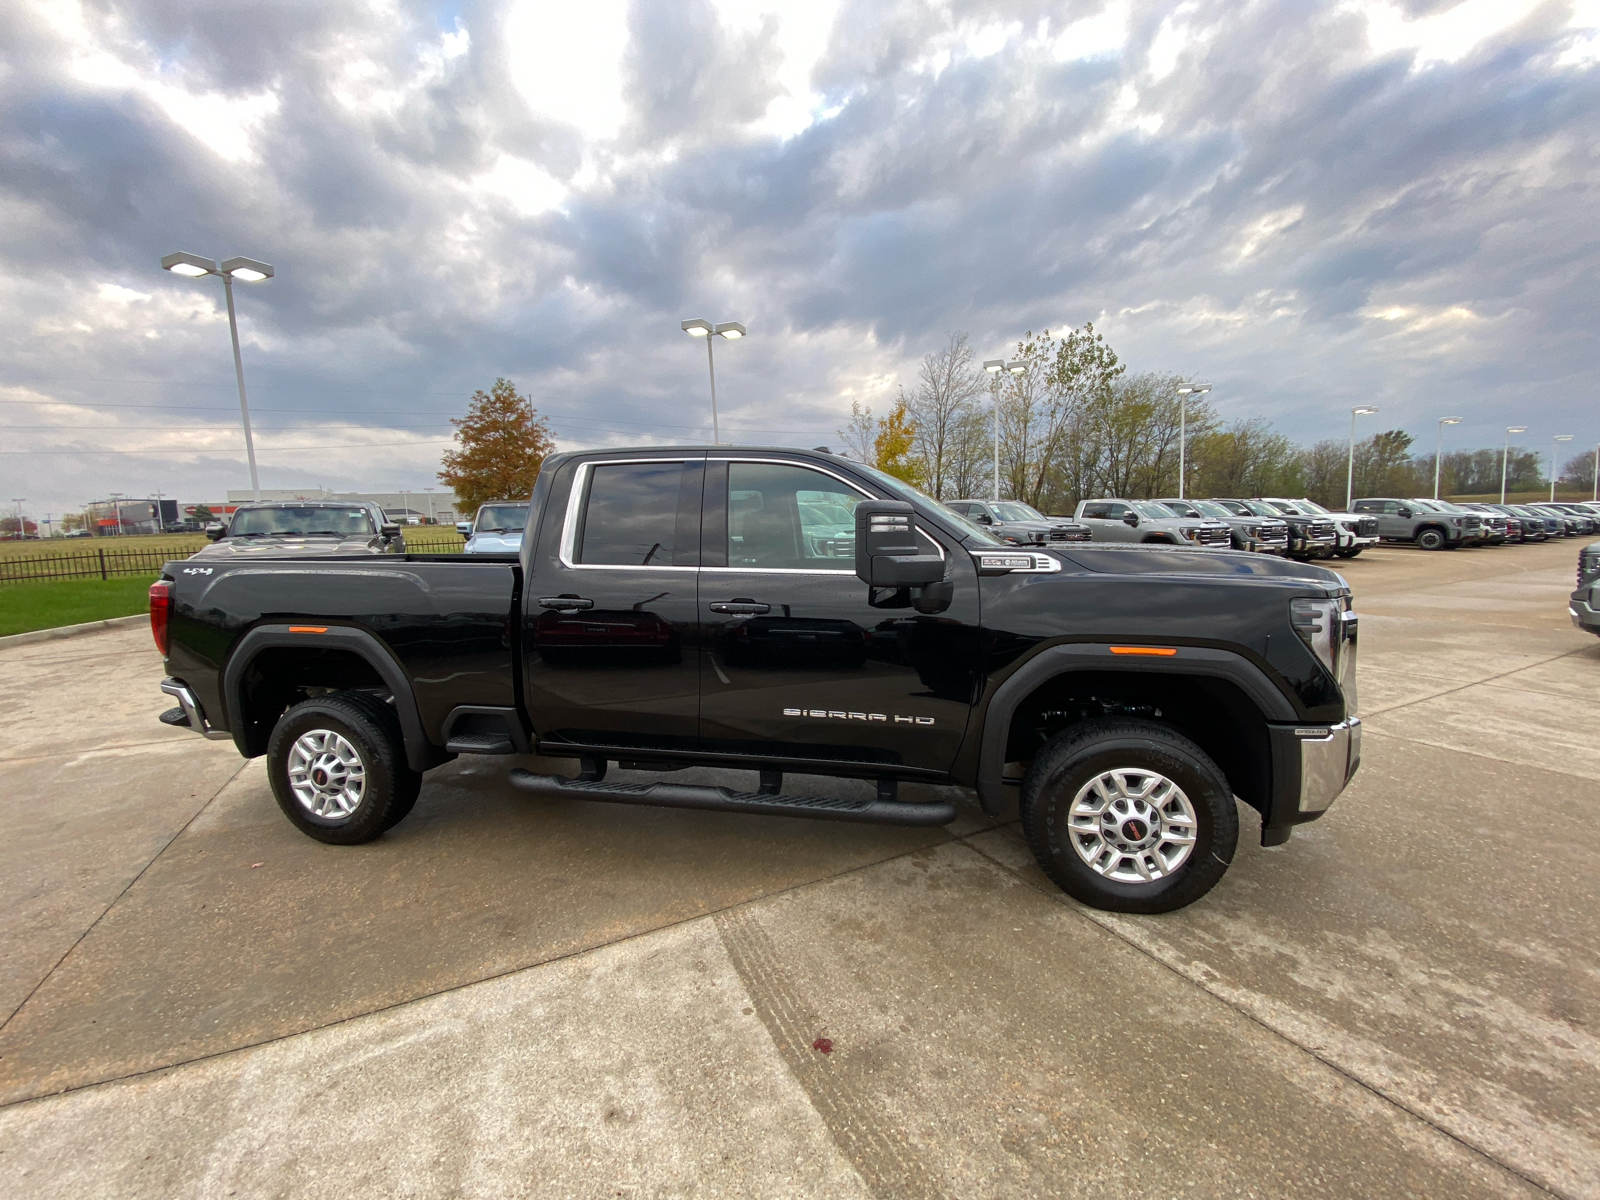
[[108, 491, 126, 537], [161, 251, 275, 501], [681, 318, 746, 444], [1500, 426, 1527, 504], [424, 487, 436, 523], [1551, 435, 1574, 502], [983, 358, 1026, 501], [1346, 406, 1379, 512], [1432, 416, 1462, 500], [1176, 384, 1211, 500], [10, 498, 24, 541]]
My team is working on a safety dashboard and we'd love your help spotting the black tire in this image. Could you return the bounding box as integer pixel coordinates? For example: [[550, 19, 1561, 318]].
[[1416, 528, 1446, 551], [267, 691, 422, 844], [1019, 718, 1239, 914]]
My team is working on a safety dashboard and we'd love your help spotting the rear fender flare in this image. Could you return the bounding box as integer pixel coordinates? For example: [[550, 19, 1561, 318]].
[[973, 643, 1298, 815], [222, 624, 447, 772]]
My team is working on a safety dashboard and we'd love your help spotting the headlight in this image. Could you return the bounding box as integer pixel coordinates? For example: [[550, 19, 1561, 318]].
[[1245, 525, 1260, 536], [1292, 597, 1359, 712], [1181, 526, 1200, 539], [1449, 517, 1462, 526]]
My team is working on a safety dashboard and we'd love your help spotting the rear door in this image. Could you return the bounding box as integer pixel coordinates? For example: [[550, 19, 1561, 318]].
[[522, 456, 704, 754], [697, 456, 981, 776]]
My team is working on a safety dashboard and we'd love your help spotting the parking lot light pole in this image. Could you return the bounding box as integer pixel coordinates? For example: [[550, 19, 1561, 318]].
[[1593, 442, 1599, 503], [1176, 384, 1211, 500], [680, 319, 746, 444], [109, 491, 125, 536], [161, 252, 273, 502], [1500, 426, 1526, 504], [1551, 435, 1574, 502], [9, 499, 24, 540], [983, 358, 1027, 501], [1433, 416, 1461, 500], [1346, 406, 1379, 512]]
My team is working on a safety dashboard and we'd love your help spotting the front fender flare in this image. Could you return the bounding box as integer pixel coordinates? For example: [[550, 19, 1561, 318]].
[[972, 643, 1298, 815]]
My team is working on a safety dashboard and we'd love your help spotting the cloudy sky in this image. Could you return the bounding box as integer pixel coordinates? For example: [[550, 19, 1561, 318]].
[[2, 0, 1597, 518]]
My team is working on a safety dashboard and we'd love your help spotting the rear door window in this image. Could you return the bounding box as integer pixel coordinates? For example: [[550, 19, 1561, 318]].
[[575, 461, 694, 566]]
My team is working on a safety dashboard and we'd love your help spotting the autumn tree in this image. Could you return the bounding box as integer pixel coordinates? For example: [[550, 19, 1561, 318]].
[[873, 400, 924, 486], [439, 378, 556, 513]]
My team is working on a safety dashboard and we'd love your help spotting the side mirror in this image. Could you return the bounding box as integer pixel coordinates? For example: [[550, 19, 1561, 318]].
[[854, 500, 944, 588], [1123, 511, 1139, 526], [1396, 507, 1412, 519], [456, 521, 472, 536], [976, 512, 993, 524], [205, 524, 225, 541], [381, 523, 402, 539]]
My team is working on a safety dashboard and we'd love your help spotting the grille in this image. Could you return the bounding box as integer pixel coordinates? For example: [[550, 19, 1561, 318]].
[[1356, 517, 1379, 537], [1258, 526, 1289, 543], [1580, 552, 1600, 587], [1196, 527, 1231, 546], [1309, 521, 1336, 540], [1461, 517, 1482, 533], [1049, 526, 1092, 541]]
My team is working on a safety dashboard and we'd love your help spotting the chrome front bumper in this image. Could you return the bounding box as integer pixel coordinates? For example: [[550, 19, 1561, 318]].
[[1297, 719, 1361, 813], [160, 678, 233, 741]]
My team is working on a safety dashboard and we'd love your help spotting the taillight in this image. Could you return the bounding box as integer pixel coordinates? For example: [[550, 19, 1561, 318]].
[[150, 580, 172, 656]]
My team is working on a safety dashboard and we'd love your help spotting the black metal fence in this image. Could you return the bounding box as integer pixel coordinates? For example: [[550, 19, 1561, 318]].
[[0, 547, 193, 584], [0, 538, 470, 585]]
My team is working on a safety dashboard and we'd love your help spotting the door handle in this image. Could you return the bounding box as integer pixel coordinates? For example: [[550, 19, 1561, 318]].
[[709, 600, 771, 614], [538, 596, 593, 610]]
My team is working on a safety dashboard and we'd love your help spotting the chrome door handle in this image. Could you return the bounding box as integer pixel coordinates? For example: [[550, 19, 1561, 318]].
[[709, 600, 771, 614], [539, 597, 593, 610]]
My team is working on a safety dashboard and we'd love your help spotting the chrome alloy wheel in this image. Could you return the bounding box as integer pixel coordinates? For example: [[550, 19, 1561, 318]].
[[286, 729, 367, 819], [1068, 769, 1198, 884]]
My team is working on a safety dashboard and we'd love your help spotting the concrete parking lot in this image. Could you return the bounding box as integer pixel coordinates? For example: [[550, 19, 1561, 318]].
[[0, 539, 1595, 1199]]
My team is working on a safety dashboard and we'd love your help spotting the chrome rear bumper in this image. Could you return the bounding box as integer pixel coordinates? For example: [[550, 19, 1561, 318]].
[[160, 678, 233, 741]]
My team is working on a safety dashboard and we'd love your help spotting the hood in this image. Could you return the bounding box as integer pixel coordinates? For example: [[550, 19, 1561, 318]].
[[1058, 543, 1345, 586], [192, 534, 389, 558]]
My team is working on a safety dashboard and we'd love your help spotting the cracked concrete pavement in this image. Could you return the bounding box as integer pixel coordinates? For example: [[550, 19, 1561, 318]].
[[0, 539, 1595, 1198]]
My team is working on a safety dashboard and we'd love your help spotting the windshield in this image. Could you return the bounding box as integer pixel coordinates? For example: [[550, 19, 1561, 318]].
[[1157, 499, 1200, 517], [474, 504, 530, 534], [229, 507, 375, 537], [1259, 500, 1303, 515], [1408, 499, 1444, 511], [1190, 499, 1237, 520], [1295, 499, 1331, 514], [1243, 500, 1283, 518], [853, 463, 1006, 546], [1131, 501, 1175, 520], [992, 502, 1045, 522]]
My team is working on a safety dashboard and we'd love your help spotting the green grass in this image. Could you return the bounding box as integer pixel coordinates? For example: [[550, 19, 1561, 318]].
[[0, 532, 208, 561], [0, 576, 159, 637]]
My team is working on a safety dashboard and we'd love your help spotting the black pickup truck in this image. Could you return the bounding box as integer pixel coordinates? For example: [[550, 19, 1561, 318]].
[[151, 446, 1361, 913]]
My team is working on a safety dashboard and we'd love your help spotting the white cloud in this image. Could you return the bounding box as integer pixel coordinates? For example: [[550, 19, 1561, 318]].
[[1050, 1, 1130, 62], [505, 0, 630, 140], [1147, 4, 1198, 81], [712, 0, 845, 139], [1346, 0, 1543, 67], [469, 153, 567, 217]]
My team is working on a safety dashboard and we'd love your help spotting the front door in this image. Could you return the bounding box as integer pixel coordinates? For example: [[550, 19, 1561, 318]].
[[523, 457, 704, 754], [696, 457, 981, 776]]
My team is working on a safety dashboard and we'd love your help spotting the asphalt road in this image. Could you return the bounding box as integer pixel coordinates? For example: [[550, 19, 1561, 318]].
[[0, 538, 1595, 1199]]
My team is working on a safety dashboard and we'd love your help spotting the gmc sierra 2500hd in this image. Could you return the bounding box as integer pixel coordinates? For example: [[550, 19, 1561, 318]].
[[151, 445, 1360, 913]]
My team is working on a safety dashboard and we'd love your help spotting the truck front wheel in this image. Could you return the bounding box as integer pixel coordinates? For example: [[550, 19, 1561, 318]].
[[1019, 718, 1238, 913], [1416, 528, 1446, 551], [267, 692, 422, 844]]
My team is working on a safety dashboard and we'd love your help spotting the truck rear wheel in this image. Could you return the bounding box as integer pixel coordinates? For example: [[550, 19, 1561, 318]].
[[1019, 718, 1238, 913], [267, 692, 422, 844]]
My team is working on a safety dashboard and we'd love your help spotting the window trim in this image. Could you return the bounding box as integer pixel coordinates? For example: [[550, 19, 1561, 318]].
[[706, 456, 946, 575], [558, 457, 699, 572]]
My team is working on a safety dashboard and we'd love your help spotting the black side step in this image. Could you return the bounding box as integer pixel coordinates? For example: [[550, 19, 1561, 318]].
[[446, 732, 516, 755], [507, 769, 955, 827], [158, 706, 191, 729]]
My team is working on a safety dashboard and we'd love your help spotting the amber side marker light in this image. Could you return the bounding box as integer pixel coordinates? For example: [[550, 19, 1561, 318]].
[[288, 626, 328, 634], [1109, 646, 1177, 656]]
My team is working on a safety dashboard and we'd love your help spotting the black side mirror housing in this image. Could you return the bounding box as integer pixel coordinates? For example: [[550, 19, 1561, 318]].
[[1397, 507, 1412, 519], [976, 512, 992, 524], [381, 523, 402, 539], [1123, 511, 1139, 526], [854, 500, 944, 588], [205, 524, 225, 541]]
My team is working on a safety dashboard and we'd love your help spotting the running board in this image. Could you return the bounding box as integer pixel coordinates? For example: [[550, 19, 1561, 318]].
[[507, 769, 956, 826]]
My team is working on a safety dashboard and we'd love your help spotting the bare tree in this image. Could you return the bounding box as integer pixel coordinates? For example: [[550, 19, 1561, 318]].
[[836, 400, 877, 463], [902, 333, 985, 500]]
